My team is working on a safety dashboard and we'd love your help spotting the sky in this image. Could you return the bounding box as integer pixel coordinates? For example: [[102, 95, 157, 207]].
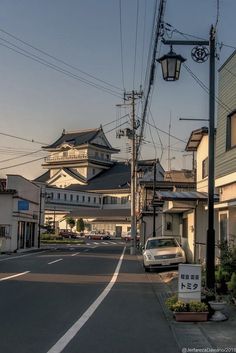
[[0, 0, 235, 180]]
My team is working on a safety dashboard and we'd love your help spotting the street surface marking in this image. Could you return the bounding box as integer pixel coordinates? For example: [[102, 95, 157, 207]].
[[94, 242, 99, 245], [102, 242, 108, 244], [86, 243, 91, 245], [48, 259, 63, 265], [46, 247, 126, 353], [71, 253, 80, 257], [110, 242, 116, 244], [0, 251, 47, 262], [0, 271, 30, 281]]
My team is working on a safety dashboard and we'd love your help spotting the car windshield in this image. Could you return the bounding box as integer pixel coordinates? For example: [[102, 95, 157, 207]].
[[146, 238, 178, 249]]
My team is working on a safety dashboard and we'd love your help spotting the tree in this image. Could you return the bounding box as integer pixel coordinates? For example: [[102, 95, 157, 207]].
[[66, 216, 75, 231], [76, 218, 85, 233]]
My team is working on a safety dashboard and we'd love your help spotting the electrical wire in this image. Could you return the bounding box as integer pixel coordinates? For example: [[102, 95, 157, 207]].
[[183, 63, 232, 114], [119, 0, 125, 91], [144, 120, 187, 143], [0, 131, 47, 145], [215, 0, 220, 30], [0, 149, 44, 163], [133, 0, 140, 89], [140, 0, 147, 87], [0, 27, 122, 92], [0, 156, 44, 171], [0, 37, 123, 99]]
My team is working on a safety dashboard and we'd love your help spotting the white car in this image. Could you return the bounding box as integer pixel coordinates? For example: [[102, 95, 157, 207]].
[[143, 237, 186, 272]]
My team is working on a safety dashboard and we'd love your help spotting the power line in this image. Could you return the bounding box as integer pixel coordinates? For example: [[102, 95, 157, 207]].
[[144, 119, 187, 143], [183, 63, 232, 114], [0, 27, 122, 92], [0, 156, 44, 171], [119, 0, 125, 91], [0, 149, 44, 164], [137, 0, 167, 155], [133, 0, 140, 89], [0, 37, 123, 99], [0, 131, 47, 145]]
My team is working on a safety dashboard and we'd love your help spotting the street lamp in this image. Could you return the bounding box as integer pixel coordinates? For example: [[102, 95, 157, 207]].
[[157, 26, 216, 290], [157, 46, 186, 81]]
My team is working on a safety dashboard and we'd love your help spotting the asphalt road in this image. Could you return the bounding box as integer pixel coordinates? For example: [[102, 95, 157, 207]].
[[0, 242, 180, 353]]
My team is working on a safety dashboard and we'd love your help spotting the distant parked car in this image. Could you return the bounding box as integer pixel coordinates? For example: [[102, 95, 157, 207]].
[[59, 230, 77, 239], [85, 231, 110, 240], [122, 231, 140, 242], [143, 237, 186, 272]]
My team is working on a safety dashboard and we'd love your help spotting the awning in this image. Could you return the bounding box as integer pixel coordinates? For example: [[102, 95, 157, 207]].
[[153, 190, 219, 206]]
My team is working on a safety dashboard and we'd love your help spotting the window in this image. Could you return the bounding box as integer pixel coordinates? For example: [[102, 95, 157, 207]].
[[94, 197, 96, 203], [82, 196, 85, 202], [70, 194, 73, 201], [88, 196, 90, 203], [0, 226, 6, 237], [202, 157, 208, 179], [64, 194, 67, 201], [121, 196, 129, 204], [106, 154, 110, 160], [227, 110, 236, 150], [76, 195, 79, 202], [57, 193, 60, 200]]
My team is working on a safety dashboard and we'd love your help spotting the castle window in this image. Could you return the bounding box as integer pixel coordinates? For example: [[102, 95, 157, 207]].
[[70, 194, 73, 201], [64, 194, 67, 201]]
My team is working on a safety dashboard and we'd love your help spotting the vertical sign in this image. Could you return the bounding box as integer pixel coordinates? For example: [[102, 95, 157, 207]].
[[178, 264, 201, 302]]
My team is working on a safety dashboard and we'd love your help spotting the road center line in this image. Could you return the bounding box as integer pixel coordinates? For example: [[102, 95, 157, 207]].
[[48, 259, 63, 265], [0, 271, 30, 282], [71, 252, 80, 257], [46, 246, 126, 353]]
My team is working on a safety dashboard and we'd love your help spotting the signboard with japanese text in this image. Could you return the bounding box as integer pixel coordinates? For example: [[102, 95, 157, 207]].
[[178, 264, 201, 302]]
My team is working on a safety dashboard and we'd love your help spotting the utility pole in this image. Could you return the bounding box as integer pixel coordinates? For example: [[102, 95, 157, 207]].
[[153, 160, 157, 237], [117, 90, 142, 255]]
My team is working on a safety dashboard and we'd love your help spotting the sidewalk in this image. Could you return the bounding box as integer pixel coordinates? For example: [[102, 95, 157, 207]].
[[154, 270, 236, 351]]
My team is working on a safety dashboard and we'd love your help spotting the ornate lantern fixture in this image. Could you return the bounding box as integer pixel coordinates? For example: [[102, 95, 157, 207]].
[[157, 46, 186, 81]]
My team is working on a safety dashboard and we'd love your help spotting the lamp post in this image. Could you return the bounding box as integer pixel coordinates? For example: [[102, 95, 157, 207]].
[[157, 26, 216, 289]]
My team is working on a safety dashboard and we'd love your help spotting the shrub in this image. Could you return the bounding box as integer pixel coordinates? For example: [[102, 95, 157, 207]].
[[165, 295, 178, 311], [166, 297, 208, 312], [228, 272, 236, 298], [171, 301, 188, 312], [188, 301, 208, 312]]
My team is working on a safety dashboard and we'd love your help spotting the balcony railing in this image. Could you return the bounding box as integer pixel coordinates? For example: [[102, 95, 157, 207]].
[[44, 154, 112, 163]]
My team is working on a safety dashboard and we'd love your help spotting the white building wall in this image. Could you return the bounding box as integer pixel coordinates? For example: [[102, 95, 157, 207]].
[[196, 135, 208, 192]]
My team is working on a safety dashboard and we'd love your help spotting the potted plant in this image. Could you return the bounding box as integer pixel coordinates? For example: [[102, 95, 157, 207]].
[[228, 272, 236, 305], [166, 295, 208, 322]]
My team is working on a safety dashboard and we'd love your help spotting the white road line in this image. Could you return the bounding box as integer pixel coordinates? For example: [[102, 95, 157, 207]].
[[0, 251, 47, 262], [110, 242, 116, 245], [46, 247, 126, 353], [0, 271, 30, 282], [48, 259, 63, 265], [102, 242, 108, 245], [86, 243, 91, 245], [94, 242, 99, 245], [71, 252, 80, 257]]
